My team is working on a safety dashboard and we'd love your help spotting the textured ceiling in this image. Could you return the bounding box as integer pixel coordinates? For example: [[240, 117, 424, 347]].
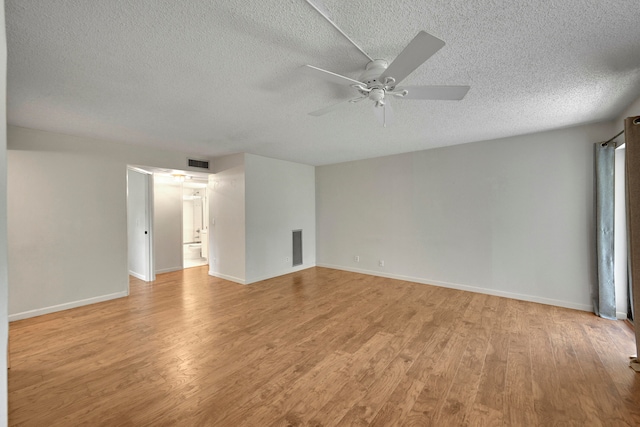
[[6, 0, 640, 166]]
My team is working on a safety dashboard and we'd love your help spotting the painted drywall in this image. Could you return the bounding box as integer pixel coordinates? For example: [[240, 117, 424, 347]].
[[7, 125, 212, 320], [127, 168, 150, 280], [244, 153, 316, 283], [209, 154, 246, 283], [316, 122, 615, 311], [0, 0, 8, 422], [153, 175, 183, 274]]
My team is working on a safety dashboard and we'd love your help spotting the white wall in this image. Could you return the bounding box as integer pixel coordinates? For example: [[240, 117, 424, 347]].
[[7, 126, 211, 320], [208, 153, 316, 284], [316, 122, 615, 311], [0, 0, 8, 422], [153, 175, 183, 274], [244, 153, 316, 283], [209, 154, 246, 283]]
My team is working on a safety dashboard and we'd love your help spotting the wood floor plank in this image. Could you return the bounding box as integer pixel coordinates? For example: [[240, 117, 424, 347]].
[[403, 327, 469, 425], [8, 266, 640, 426], [503, 332, 536, 426], [434, 326, 490, 426], [368, 374, 425, 427], [467, 329, 509, 426]]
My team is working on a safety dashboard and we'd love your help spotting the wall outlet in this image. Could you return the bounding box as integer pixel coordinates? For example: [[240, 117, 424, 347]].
[[354, 256, 360, 262], [285, 256, 290, 263], [379, 260, 384, 267]]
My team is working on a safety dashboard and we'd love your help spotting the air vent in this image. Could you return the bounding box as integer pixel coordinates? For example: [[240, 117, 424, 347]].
[[292, 230, 303, 267], [188, 158, 210, 170]]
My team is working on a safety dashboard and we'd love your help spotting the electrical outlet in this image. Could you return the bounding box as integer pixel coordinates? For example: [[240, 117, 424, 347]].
[[379, 260, 384, 267], [285, 256, 290, 263], [354, 256, 360, 262]]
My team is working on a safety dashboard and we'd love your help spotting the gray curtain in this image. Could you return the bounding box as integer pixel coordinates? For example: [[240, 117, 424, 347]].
[[594, 142, 616, 319], [625, 116, 640, 372]]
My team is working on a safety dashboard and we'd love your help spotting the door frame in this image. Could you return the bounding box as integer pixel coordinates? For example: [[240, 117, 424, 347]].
[[127, 166, 155, 286]]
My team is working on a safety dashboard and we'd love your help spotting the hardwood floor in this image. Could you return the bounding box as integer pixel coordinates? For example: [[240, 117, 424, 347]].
[[8, 267, 640, 426]]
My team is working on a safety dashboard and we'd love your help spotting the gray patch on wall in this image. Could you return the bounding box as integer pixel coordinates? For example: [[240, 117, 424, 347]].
[[293, 230, 302, 267]]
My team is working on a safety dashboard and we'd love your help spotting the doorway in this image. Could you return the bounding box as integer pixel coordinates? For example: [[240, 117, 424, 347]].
[[183, 179, 209, 268], [126, 167, 154, 282], [127, 166, 211, 276]]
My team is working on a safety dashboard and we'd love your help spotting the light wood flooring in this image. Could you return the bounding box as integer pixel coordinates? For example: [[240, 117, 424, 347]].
[[8, 266, 640, 426]]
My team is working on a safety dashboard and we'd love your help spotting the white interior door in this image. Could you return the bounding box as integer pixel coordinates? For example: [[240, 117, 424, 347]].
[[127, 167, 154, 281]]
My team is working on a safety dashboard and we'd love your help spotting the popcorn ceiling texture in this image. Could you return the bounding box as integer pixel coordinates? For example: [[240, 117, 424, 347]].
[[6, 0, 640, 165]]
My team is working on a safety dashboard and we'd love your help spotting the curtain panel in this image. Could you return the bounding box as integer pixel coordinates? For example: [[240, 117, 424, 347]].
[[626, 116, 640, 372], [594, 143, 616, 319]]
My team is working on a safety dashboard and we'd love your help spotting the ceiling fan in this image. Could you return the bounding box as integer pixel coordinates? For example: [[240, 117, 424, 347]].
[[302, 0, 470, 127]]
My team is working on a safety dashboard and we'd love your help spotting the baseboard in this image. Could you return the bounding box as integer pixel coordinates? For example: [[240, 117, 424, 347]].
[[316, 263, 593, 313], [128, 270, 146, 281], [246, 264, 317, 285], [209, 264, 317, 285], [209, 271, 246, 285], [155, 266, 182, 274], [9, 291, 129, 322]]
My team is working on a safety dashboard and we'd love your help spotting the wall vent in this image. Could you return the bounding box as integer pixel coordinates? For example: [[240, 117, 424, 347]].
[[292, 230, 303, 267], [187, 158, 210, 170]]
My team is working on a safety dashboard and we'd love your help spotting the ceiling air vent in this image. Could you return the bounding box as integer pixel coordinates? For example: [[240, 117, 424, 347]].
[[187, 158, 210, 170]]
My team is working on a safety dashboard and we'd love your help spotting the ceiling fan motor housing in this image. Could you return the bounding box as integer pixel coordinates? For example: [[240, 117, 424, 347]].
[[359, 59, 389, 87]]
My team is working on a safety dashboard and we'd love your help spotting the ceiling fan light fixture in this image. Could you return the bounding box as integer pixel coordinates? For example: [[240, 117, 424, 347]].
[[369, 88, 385, 103]]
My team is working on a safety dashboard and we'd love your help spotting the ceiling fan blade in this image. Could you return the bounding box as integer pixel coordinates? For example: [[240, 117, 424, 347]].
[[398, 85, 470, 100], [309, 97, 364, 116], [302, 65, 365, 86], [379, 31, 446, 86], [372, 101, 394, 128], [304, 0, 373, 61]]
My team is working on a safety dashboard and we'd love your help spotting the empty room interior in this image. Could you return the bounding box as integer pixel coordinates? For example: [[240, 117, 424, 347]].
[[2, 0, 640, 425]]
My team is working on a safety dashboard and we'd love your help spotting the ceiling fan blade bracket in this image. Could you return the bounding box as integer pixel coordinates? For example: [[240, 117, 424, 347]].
[[390, 89, 408, 98], [383, 76, 396, 88], [351, 84, 371, 93]]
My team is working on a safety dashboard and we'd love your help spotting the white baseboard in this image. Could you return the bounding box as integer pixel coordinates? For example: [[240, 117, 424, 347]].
[[128, 270, 146, 281], [209, 271, 246, 285], [155, 266, 182, 274], [208, 264, 317, 285], [316, 263, 593, 313], [246, 264, 317, 285], [9, 291, 129, 322]]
